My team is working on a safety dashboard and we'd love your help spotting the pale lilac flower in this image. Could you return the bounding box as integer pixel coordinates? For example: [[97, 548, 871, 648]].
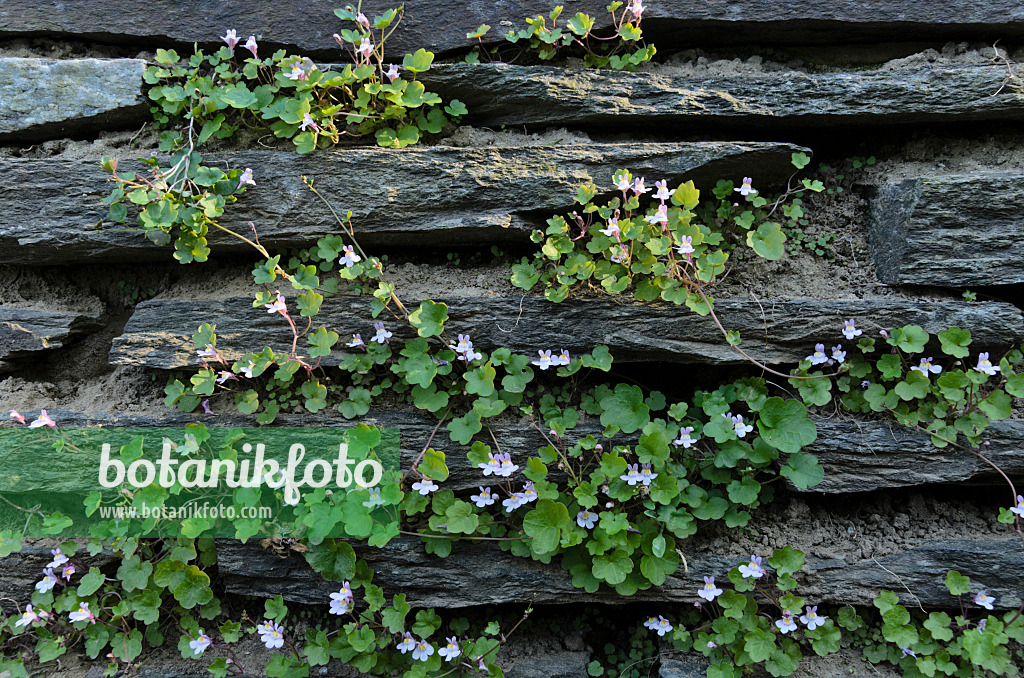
[[449, 334, 482, 362], [372, 322, 392, 344], [69, 602, 95, 624], [237, 167, 255, 189], [632, 177, 649, 196], [216, 370, 235, 384], [178, 433, 199, 456], [842, 319, 862, 340], [620, 463, 642, 486], [628, 0, 645, 19], [356, 12, 370, 28], [1011, 495, 1024, 517], [339, 245, 361, 267], [478, 453, 502, 477], [222, 29, 240, 52], [642, 615, 672, 636], [706, 640, 717, 649], [738, 555, 764, 579], [806, 343, 828, 366], [412, 639, 434, 662], [257, 621, 285, 649], [776, 610, 798, 634], [477, 658, 487, 670], [329, 583, 353, 615], [28, 410, 56, 429], [698, 576, 723, 601], [197, 344, 218, 360], [299, 112, 319, 131], [910, 357, 942, 375], [355, 37, 373, 59], [265, 291, 287, 315], [396, 633, 416, 653], [975, 352, 1000, 376], [901, 647, 916, 658], [35, 568, 57, 593], [731, 414, 754, 438], [362, 487, 385, 508], [384, 64, 400, 82], [577, 509, 596, 529], [48, 548, 69, 569], [653, 179, 675, 202], [244, 36, 258, 58], [9, 410, 25, 424], [610, 244, 629, 264], [242, 360, 256, 379], [831, 345, 846, 364], [799, 606, 827, 630], [502, 493, 526, 513], [287, 63, 308, 81], [14, 605, 39, 628], [471, 487, 495, 507], [411, 479, 438, 495], [644, 203, 668, 226], [439, 636, 460, 661], [978, 619, 987, 631], [532, 349, 554, 370], [61, 564, 76, 580], [496, 453, 519, 477], [556, 349, 571, 366], [347, 334, 364, 348], [973, 591, 995, 610], [519, 481, 538, 504], [639, 463, 657, 486], [613, 171, 632, 192], [734, 177, 756, 197], [861, 380, 871, 388], [600, 218, 620, 238], [202, 400, 212, 414], [672, 426, 697, 448], [190, 631, 212, 655], [676, 236, 694, 255]]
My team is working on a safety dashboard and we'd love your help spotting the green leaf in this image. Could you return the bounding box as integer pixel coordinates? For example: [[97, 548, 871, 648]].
[[173, 565, 213, 609], [117, 555, 153, 592], [757, 397, 816, 453], [417, 448, 449, 482], [938, 327, 971, 358], [746, 222, 786, 260], [791, 152, 811, 169], [978, 389, 1011, 420], [896, 325, 929, 353], [408, 300, 448, 336], [743, 628, 777, 662], [77, 567, 105, 596], [402, 48, 435, 73], [779, 452, 823, 489], [265, 595, 288, 622], [522, 499, 569, 554], [598, 383, 650, 434], [945, 570, 971, 595], [924, 611, 953, 641]]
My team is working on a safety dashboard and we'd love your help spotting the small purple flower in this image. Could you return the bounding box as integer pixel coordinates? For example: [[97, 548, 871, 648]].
[[237, 167, 255, 189], [799, 606, 827, 630], [412, 639, 434, 662], [372, 322, 392, 344], [29, 410, 55, 428], [642, 615, 672, 636], [600, 217, 620, 238], [677, 235, 694, 255], [613, 171, 632, 192], [502, 493, 526, 513], [775, 610, 797, 634], [355, 37, 373, 59], [644, 203, 668, 226], [735, 177, 756, 197], [628, 0, 645, 19], [339, 245, 361, 267], [632, 177, 649, 196], [532, 349, 554, 370], [190, 631, 212, 655], [222, 29, 240, 52], [449, 334, 482, 362], [61, 564, 76, 580], [14, 605, 40, 628], [48, 548, 69, 569], [910, 357, 942, 376], [69, 602, 95, 624], [831, 345, 846, 364], [216, 370, 235, 384], [738, 555, 764, 579], [471, 487, 495, 507], [384, 64, 400, 82], [299, 112, 319, 131], [202, 399, 213, 414], [9, 410, 25, 424], [639, 463, 657, 486], [620, 463, 641, 486], [653, 179, 675, 202], [265, 290, 287, 315], [698, 576, 723, 601], [610, 244, 629, 264], [900, 647, 916, 658], [806, 343, 828, 366], [35, 568, 57, 593], [257, 620, 284, 649], [731, 414, 754, 438], [861, 380, 871, 389], [1012, 494, 1024, 517], [577, 509, 596, 529], [396, 633, 416, 653], [978, 619, 987, 631], [975, 352, 1000, 376], [556, 349, 571, 366], [244, 36, 258, 58], [439, 636, 460, 661], [287, 63, 309, 81], [842, 319, 862, 340], [329, 582, 353, 615], [411, 479, 439, 495], [672, 426, 698, 448], [973, 590, 995, 610], [347, 334, 364, 348]]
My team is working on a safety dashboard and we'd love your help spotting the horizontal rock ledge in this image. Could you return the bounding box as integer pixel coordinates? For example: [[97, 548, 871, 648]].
[[0, 306, 106, 373], [9, 410, 1024, 496], [110, 296, 1024, 369], [0, 58, 147, 141], [865, 173, 1024, 287], [1, 1, 1021, 59], [215, 536, 1024, 610], [0, 142, 803, 265], [419, 63, 1024, 131]]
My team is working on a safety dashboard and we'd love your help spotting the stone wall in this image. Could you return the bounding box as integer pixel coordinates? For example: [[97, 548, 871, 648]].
[[1, 3, 1024, 677]]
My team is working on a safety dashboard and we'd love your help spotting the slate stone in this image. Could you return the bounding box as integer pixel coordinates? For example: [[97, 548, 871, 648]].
[[8, 410, 1023, 495], [0, 306, 105, 371], [420, 63, 1024, 131], [0, 58, 147, 140], [1, 1, 1021, 58], [865, 173, 1024, 287], [109, 296, 1024, 368], [0, 143, 802, 265], [215, 536, 1024, 609]]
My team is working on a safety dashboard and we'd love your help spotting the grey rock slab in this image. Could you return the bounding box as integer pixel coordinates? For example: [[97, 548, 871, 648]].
[[806, 420, 1024, 493], [215, 536, 1024, 609], [0, 306, 105, 370], [865, 173, 1024, 287], [9, 410, 1024, 495], [109, 296, 1024, 369], [0, 142, 803, 265], [1, 1, 1022, 58], [419, 63, 1024, 131], [0, 58, 147, 140]]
